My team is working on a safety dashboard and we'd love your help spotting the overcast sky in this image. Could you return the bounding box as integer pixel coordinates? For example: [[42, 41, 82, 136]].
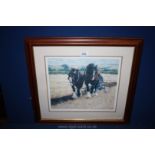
[[46, 57, 121, 69]]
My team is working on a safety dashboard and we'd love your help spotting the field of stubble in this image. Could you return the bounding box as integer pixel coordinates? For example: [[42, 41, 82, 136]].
[[49, 74, 117, 110]]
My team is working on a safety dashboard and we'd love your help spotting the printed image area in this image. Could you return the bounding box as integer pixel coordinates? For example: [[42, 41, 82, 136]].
[[46, 57, 121, 111]]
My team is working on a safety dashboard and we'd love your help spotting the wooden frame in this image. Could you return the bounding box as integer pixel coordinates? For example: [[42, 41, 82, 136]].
[[25, 37, 143, 123]]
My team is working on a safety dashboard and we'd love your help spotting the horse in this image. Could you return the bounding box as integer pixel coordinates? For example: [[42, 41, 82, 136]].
[[85, 63, 100, 98], [68, 68, 85, 99]]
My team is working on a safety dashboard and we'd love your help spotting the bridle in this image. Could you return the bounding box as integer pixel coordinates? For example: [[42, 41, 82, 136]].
[[68, 69, 80, 84], [88, 66, 99, 81]]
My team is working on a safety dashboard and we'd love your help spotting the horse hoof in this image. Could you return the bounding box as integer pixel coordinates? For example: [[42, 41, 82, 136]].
[[95, 92, 98, 96], [86, 92, 91, 98], [72, 93, 78, 99], [72, 96, 78, 99]]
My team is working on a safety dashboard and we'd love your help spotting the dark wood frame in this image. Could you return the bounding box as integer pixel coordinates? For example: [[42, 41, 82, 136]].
[[25, 37, 143, 123]]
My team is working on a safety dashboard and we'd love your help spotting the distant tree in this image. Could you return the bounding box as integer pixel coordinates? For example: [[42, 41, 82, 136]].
[[80, 66, 86, 71], [48, 66, 57, 74], [48, 67, 52, 74], [61, 64, 69, 71]]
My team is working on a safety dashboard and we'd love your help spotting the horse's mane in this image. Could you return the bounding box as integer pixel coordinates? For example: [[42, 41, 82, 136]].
[[86, 63, 95, 74]]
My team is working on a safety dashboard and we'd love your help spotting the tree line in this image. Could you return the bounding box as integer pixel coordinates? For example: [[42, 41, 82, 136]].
[[48, 64, 118, 74]]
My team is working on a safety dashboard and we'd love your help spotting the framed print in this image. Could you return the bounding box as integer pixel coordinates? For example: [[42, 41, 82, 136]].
[[25, 38, 143, 123]]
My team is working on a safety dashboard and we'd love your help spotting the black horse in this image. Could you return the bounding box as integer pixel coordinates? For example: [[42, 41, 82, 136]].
[[68, 68, 85, 98], [85, 63, 100, 98]]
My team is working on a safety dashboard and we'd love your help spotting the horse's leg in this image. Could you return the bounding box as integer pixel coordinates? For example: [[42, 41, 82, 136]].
[[72, 85, 77, 99], [94, 80, 99, 96], [90, 83, 94, 94], [76, 77, 84, 97], [85, 81, 91, 98], [77, 88, 81, 97], [91, 80, 98, 96]]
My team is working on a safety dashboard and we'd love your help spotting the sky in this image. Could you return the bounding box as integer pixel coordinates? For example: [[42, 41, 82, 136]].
[[46, 57, 121, 69]]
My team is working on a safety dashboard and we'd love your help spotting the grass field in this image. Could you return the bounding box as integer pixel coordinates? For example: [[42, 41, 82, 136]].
[[49, 74, 118, 110]]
